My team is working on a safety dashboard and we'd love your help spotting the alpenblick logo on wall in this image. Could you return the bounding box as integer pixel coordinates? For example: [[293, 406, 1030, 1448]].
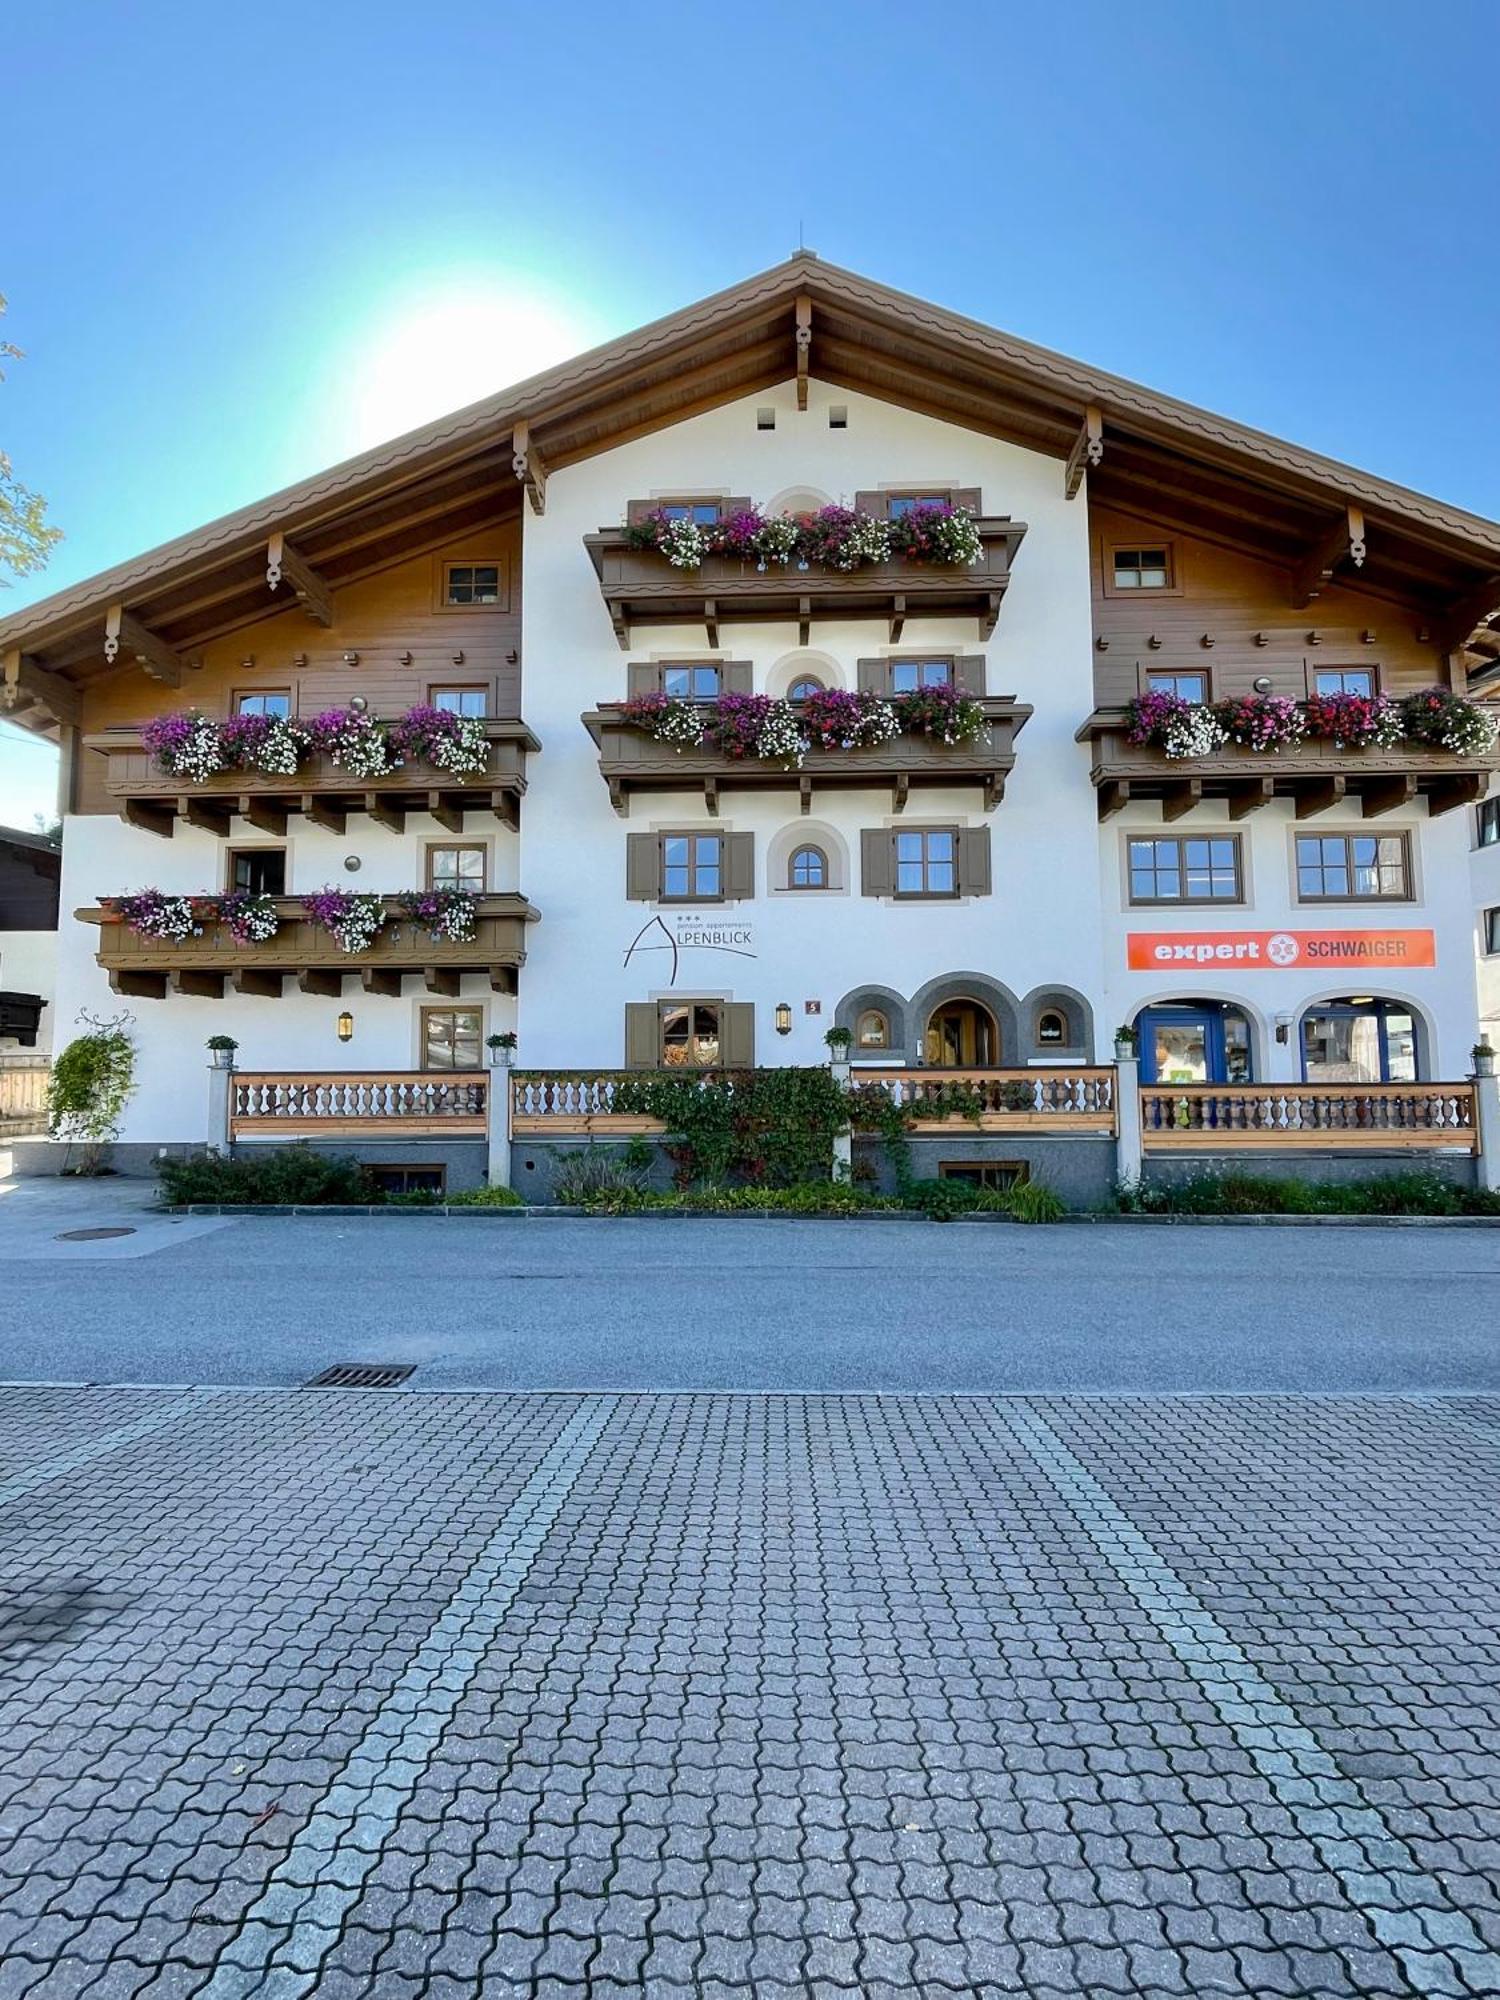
[[1126, 929, 1436, 970]]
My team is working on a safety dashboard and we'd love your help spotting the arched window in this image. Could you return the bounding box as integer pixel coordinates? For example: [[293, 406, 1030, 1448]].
[[788, 675, 824, 702], [788, 844, 828, 889], [856, 1009, 890, 1050], [1301, 998, 1418, 1084], [1037, 1010, 1067, 1046]]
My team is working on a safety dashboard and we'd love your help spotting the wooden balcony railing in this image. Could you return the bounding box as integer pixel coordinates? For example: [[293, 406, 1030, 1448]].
[[78, 894, 539, 1000], [585, 520, 1028, 650], [1078, 709, 1497, 821], [230, 1071, 487, 1139], [510, 1066, 1117, 1137], [1140, 1081, 1478, 1151], [83, 719, 540, 840], [583, 699, 1032, 814]]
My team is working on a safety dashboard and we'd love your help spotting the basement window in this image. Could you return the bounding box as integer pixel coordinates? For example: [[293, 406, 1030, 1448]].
[[939, 1161, 1029, 1190], [367, 1165, 446, 1197]]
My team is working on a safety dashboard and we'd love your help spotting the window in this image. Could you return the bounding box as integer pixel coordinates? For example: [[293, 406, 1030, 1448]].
[[939, 1161, 1028, 1190], [1486, 909, 1500, 955], [787, 676, 824, 701], [227, 848, 286, 896], [367, 1164, 445, 1197], [431, 686, 488, 717], [662, 833, 722, 901], [895, 828, 957, 897], [856, 1009, 890, 1049], [1301, 1001, 1417, 1085], [1037, 1011, 1067, 1046], [235, 691, 291, 719], [887, 493, 948, 518], [788, 844, 827, 889], [1145, 670, 1208, 703], [1313, 668, 1376, 698], [443, 562, 502, 606], [890, 659, 954, 694], [422, 1007, 483, 1071], [1296, 833, 1411, 901], [660, 1001, 722, 1067], [1128, 835, 1241, 904], [426, 844, 486, 892], [1112, 545, 1172, 590], [1478, 798, 1500, 848], [661, 663, 722, 699], [659, 500, 722, 525]]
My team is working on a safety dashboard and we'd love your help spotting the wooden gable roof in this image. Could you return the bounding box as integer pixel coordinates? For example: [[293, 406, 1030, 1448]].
[[4, 251, 1499, 735]]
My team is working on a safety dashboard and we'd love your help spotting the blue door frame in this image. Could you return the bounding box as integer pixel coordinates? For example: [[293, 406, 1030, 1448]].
[[1298, 1002, 1416, 1084], [1137, 1006, 1234, 1085]]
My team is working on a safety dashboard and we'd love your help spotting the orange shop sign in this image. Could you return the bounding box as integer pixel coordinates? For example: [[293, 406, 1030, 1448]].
[[1126, 929, 1436, 971]]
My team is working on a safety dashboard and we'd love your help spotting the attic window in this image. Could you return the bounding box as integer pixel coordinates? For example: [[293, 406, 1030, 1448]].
[[444, 562, 502, 606], [756, 408, 776, 431], [1111, 545, 1173, 591], [828, 406, 848, 430]]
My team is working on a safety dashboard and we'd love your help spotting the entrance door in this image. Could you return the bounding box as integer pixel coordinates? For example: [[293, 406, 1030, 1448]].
[[1137, 1005, 1251, 1085], [924, 999, 998, 1067]]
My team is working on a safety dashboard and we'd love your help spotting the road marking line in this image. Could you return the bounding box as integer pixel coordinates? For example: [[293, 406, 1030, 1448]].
[[200, 1395, 616, 1999], [0, 1391, 221, 1507], [995, 1401, 1500, 1998]]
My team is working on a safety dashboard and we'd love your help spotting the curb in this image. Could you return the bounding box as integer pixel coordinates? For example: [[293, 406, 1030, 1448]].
[[154, 1203, 1500, 1226]]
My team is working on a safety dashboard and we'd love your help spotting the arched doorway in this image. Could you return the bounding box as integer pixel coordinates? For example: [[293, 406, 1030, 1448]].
[[1136, 1001, 1253, 1084], [925, 998, 999, 1067]]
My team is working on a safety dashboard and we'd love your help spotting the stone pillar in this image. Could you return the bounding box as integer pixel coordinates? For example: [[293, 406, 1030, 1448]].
[[206, 1060, 233, 1156], [487, 1060, 513, 1189], [830, 1056, 853, 1183], [1113, 1048, 1143, 1187], [1474, 1053, 1500, 1193]]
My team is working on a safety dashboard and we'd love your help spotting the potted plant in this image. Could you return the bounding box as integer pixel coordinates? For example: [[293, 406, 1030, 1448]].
[[1113, 1023, 1139, 1062], [824, 1024, 854, 1077], [487, 1031, 518, 1067], [1472, 1039, 1496, 1077], [206, 1034, 239, 1070]]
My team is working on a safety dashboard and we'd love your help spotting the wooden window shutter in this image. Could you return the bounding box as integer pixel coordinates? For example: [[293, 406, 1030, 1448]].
[[724, 832, 755, 900], [722, 496, 753, 518], [860, 828, 895, 897], [955, 656, 987, 695], [958, 826, 992, 896], [624, 1003, 660, 1069], [853, 490, 884, 518], [856, 658, 891, 695], [952, 487, 981, 515], [624, 499, 655, 527], [721, 1002, 756, 1068], [721, 661, 754, 694], [625, 833, 661, 900], [627, 662, 660, 697]]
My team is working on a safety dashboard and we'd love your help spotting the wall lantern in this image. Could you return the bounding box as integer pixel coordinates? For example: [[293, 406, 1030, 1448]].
[[774, 1002, 792, 1036], [336, 1011, 355, 1043]]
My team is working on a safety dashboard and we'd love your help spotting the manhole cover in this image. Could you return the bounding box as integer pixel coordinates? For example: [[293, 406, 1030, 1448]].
[[304, 1363, 416, 1390], [55, 1227, 137, 1242]]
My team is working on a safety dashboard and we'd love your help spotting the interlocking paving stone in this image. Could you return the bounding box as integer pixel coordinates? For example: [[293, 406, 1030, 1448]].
[[1, 1389, 1500, 1995]]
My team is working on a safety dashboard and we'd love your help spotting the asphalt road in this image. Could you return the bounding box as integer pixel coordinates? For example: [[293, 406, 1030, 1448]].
[[1, 1177, 1497, 1392]]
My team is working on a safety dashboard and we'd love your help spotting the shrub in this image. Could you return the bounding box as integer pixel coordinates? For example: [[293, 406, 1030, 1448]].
[[549, 1144, 653, 1206], [443, 1182, 525, 1207], [48, 1016, 137, 1173], [1115, 1167, 1497, 1217], [157, 1144, 373, 1206]]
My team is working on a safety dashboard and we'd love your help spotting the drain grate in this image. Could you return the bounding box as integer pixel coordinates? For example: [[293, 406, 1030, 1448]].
[[56, 1227, 137, 1242], [304, 1363, 416, 1390]]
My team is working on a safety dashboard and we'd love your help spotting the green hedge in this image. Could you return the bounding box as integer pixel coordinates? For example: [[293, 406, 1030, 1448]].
[[1117, 1168, 1500, 1217]]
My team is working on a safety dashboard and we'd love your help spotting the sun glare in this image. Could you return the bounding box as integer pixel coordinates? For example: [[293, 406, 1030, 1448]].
[[344, 283, 595, 448]]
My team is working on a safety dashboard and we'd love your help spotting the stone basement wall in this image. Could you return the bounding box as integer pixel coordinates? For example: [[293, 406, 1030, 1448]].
[[1141, 1150, 1477, 1191], [7, 1137, 492, 1192], [855, 1135, 1119, 1208]]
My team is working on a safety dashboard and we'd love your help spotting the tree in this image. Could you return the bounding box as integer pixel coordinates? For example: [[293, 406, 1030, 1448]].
[[0, 294, 62, 585]]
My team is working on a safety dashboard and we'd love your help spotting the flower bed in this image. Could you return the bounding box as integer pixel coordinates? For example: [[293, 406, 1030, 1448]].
[[623, 499, 984, 573], [1124, 686, 1496, 760], [617, 685, 990, 767], [138, 704, 495, 783]]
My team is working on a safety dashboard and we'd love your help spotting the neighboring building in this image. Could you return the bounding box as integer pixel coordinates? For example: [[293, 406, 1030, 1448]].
[[1, 255, 1498, 1197], [0, 825, 59, 1050], [1473, 787, 1500, 1047]]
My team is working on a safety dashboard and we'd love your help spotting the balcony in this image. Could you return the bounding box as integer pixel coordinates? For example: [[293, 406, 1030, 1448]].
[[1079, 709, 1497, 821], [230, 1070, 488, 1140], [1140, 1081, 1478, 1151], [584, 520, 1028, 650], [583, 699, 1032, 814], [78, 894, 539, 1000], [84, 719, 539, 840]]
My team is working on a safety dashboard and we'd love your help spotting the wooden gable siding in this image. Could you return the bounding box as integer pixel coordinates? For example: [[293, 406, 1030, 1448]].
[[74, 521, 522, 815], [1089, 505, 1451, 709]]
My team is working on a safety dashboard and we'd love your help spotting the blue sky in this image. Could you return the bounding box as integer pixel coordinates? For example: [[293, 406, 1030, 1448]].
[[3, 0, 1497, 825]]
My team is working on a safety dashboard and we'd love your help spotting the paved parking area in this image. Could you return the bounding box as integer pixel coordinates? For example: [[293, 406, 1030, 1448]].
[[3, 1385, 1500, 1996]]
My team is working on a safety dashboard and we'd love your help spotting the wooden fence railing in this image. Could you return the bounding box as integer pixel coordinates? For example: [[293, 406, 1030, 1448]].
[[230, 1071, 488, 1139], [0, 1058, 50, 1136], [1140, 1082, 1478, 1152]]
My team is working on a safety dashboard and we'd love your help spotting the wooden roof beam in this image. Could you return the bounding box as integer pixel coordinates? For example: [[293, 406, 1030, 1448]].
[[1439, 573, 1500, 657], [1291, 505, 1366, 608], [795, 295, 812, 412], [103, 605, 188, 685], [1, 648, 80, 728], [266, 533, 335, 626], [511, 422, 547, 515], [1064, 404, 1103, 500]]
